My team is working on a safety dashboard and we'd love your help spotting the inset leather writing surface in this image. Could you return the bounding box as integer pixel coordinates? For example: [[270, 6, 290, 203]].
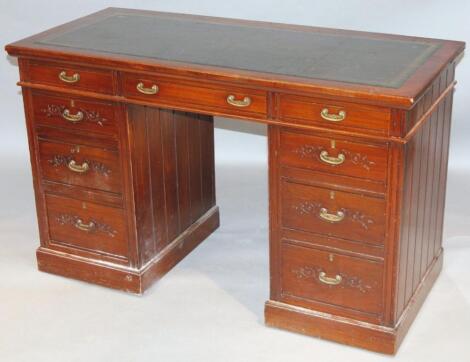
[[37, 13, 440, 88]]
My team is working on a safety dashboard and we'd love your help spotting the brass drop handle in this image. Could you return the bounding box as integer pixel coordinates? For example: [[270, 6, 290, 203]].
[[74, 219, 96, 232], [318, 271, 342, 286], [62, 109, 84, 123], [319, 208, 345, 223], [226, 95, 251, 107], [136, 82, 159, 95], [67, 160, 89, 173], [320, 150, 345, 165], [320, 108, 346, 122], [58, 71, 80, 84]]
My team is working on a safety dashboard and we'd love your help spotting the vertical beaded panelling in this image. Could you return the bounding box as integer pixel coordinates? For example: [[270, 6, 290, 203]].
[[127, 107, 216, 267], [395, 62, 456, 321]]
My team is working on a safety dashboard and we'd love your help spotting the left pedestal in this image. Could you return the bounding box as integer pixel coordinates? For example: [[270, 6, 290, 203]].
[[22, 86, 218, 294]]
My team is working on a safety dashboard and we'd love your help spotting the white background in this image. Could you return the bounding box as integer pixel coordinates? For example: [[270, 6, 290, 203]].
[[1, 1, 469, 361]]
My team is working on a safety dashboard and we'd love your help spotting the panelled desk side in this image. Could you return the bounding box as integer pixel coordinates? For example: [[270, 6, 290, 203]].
[[5, 8, 465, 355]]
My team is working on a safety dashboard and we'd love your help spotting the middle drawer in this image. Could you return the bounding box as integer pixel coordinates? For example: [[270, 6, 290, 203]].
[[38, 136, 123, 194], [281, 179, 386, 245], [122, 73, 267, 118]]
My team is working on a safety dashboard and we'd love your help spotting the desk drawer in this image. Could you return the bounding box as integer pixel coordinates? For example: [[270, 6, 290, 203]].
[[122, 73, 267, 117], [38, 138, 122, 194], [280, 131, 388, 182], [46, 194, 128, 258], [280, 242, 383, 315], [281, 180, 386, 245], [29, 61, 114, 94], [32, 92, 118, 135], [279, 95, 390, 134]]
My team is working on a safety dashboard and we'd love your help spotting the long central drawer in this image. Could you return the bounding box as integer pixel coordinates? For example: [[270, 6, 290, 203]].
[[122, 72, 267, 118]]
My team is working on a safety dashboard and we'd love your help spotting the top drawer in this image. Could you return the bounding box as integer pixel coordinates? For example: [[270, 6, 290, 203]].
[[28, 61, 114, 95], [278, 95, 390, 135], [122, 73, 267, 118], [279, 131, 388, 182], [32, 92, 118, 136]]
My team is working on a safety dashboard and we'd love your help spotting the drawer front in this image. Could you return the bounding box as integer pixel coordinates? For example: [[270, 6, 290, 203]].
[[279, 95, 390, 134], [281, 180, 386, 245], [32, 92, 118, 135], [29, 61, 114, 94], [280, 131, 388, 182], [46, 194, 128, 258], [38, 139, 122, 194], [280, 242, 383, 314], [122, 73, 267, 117]]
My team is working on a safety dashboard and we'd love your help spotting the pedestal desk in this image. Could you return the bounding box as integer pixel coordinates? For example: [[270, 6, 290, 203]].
[[5, 8, 465, 354]]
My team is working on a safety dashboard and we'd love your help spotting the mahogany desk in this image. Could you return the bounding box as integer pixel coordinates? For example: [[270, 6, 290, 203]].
[[5, 8, 465, 354]]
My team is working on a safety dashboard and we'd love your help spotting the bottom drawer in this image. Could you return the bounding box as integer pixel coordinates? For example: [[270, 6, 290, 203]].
[[45, 194, 128, 258], [280, 242, 383, 315]]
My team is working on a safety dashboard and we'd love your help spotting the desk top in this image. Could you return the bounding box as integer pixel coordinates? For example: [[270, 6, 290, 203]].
[[6, 8, 465, 107]]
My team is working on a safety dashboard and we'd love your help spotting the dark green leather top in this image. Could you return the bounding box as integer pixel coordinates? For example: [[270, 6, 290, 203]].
[[38, 13, 440, 88]]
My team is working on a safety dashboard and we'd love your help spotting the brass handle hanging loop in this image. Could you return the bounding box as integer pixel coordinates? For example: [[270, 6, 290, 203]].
[[62, 109, 84, 123], [319, 150, 345, 165], [320, 108, 346, 122], [136, 82, 159, 95], [59, 71, 80, 83], [67, 160, 89, 173], [319, 208, 345, 223], [318, 271, 342, 285], [74, 219, 96, 232], [226, 95, 251, 107]]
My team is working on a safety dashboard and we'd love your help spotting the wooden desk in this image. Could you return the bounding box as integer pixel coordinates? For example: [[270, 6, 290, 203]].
[[5, 8, 465, 354]]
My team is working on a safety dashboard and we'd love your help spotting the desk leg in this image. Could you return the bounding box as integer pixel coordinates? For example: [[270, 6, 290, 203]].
[[36, 106, 219, 294], [263, 123, 446, 354], [264, 125, 395, 353]]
